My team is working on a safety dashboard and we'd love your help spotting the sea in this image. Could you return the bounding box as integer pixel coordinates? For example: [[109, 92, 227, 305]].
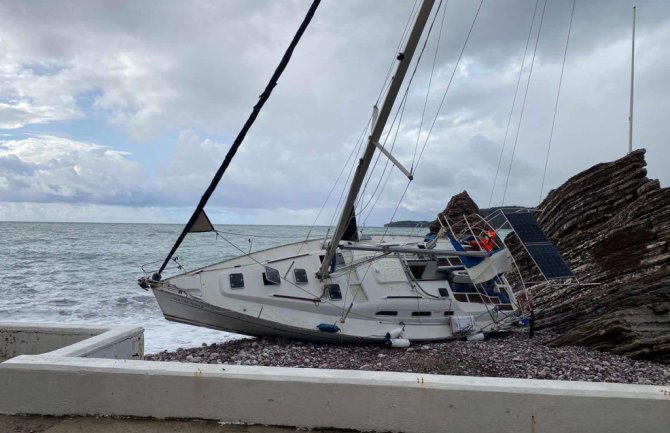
[[0, 222, 421, 353]]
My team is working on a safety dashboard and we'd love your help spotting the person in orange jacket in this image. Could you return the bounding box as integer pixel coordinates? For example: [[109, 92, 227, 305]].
[[481, 230, 496, 252]]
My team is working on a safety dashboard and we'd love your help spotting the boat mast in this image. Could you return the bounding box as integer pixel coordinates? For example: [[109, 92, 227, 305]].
[[154, 0, 321, 278], [628, 5, 636, 154], [318, 0, 435, 279]]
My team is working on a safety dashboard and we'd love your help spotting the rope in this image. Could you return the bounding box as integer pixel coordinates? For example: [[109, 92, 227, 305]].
[[539, 0, 576, 202], [311, 116, 370, 237], [158, 0, 322, 275], [487, 0, 541, 207], [376, 0, 420, 105], [306, 0, 421, 241], [214, 229, 321, 240], [411, 0, 448, 174], [358, 0, 446, 223], [501, 0, 548, 206], [413, 0, 484, 176]]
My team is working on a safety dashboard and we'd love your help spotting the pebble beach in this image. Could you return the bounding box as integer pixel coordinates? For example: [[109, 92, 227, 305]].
[[146, 331, 670, 385]]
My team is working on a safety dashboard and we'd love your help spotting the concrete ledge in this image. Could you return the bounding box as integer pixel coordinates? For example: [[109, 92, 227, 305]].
[[1, 322, 667, 433], [1, 355, 668, 433], [0, 322, 144, 360]]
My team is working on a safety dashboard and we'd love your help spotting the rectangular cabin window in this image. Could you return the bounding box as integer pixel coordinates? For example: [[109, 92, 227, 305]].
[[263, 266, 281, 285], [411, 311, 431, 317], [375, 311, 398, 317], [325, 284, 342, 300], [438, 288, 450, 298], [229, 273, 245, 289], [293, 268, 308, 284]]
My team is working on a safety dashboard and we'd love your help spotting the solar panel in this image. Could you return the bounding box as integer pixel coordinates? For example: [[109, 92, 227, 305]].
[[525, 244, 574, 279], [503, 211, 573, 280], [503, 212, 550, 244]]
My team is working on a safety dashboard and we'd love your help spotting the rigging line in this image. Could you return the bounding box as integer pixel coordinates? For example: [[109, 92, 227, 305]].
[[307, 115, 372, 242], [357, 90, 409, 217], [327, 114, 373, 232], [364, 0, 481, 232], [487, 0, 541, 208], [358, 1, 445, 216], [361, 92, 412, 225], [376, 0, 420, 105], [501, 0, 548, 207], [413, 0, 484, 176], [215, 229, 320, 240], [356, 88, 407, 211], [338, 0, 423, 241], [411, 0, 449, 174], [539, 0, 576, 202], [329, 125, 368, 230], [157, 0, 322, 276]]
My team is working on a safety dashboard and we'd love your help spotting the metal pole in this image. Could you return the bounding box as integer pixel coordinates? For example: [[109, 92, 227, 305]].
[[317, 0, 436, 279], [154, 0, 322, 277], [628, 6, 636, 154]]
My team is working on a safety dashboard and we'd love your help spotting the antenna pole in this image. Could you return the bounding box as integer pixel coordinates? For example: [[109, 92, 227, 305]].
[[628, 6, 636, 154]]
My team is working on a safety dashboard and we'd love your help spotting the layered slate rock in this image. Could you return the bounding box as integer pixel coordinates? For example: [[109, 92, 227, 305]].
[[509, 149, 670, 363], [429, 190, 482, 233]]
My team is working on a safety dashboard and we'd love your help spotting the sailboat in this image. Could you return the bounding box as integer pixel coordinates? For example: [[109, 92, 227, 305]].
[[139, 0, 571, 345]]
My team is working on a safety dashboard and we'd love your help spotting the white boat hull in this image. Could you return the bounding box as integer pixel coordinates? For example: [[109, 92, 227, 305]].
[[148, 235, 518, 344], [152, 286, 375, 343]]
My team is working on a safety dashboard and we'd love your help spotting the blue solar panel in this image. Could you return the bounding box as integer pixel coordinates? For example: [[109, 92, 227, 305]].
[[503, 212, 550, 244], [503, 211, 573, 279], [525, 244, 574, 279]]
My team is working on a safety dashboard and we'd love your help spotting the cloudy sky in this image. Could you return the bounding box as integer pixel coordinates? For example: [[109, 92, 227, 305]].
[[0, 0, 668, 226]]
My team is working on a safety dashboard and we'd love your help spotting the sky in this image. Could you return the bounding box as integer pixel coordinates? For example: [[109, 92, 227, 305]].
[[0, 0, 668, 226]]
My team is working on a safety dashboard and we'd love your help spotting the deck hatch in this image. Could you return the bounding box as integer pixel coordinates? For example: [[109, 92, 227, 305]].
[[325, 283, 342, 300], [293, 268, 308, 284], [264, 266, 281, 285], [229, 273, 245, 289]]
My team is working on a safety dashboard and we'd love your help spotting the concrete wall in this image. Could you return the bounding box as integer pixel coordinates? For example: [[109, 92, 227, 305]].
[[1, 322, 667, 433], [1, 355, 668, 433], [0, 322, 144, 360]]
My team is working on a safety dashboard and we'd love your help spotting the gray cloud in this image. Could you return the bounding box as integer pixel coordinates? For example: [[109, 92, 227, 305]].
[[0, 0, 668, 224]]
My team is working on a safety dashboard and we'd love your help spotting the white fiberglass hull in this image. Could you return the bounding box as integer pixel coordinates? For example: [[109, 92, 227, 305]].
[[153, 286, 389, 343], [148, 235, 518, 344]]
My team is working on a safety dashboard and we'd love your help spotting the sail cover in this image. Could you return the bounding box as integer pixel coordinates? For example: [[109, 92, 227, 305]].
[[190, 210, 215, 233]]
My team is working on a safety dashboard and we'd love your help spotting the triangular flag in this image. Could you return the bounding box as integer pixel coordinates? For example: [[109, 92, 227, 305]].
[[189, 209, 215, 233]]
